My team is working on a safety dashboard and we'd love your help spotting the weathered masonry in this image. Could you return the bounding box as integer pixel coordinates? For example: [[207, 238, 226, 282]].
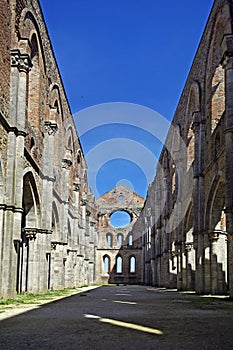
[[96, 185, 144, 285], [0, 0, 98, 298], [130, 0, 233, 298], [1, 0, 233, 299]]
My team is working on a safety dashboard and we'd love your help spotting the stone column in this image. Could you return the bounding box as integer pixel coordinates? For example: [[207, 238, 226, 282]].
[[61, 151, 72, 243], [42, 120, 58, 228], [39, 121, 58, 292], [209, 232, 219, 294], [73, 180, 81, 247], [1, 50, 31, 297], [222, 35, 233, 297], [193, 112, 206, 294], [192, 113, 201, 293]]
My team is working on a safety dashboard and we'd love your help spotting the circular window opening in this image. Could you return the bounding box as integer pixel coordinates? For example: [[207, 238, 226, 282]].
[[119, 195, 124, 201], [110, 211, 131, 228]]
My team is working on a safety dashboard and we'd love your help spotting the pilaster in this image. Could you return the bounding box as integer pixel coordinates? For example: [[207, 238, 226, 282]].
[[222, 34, 233, 297]]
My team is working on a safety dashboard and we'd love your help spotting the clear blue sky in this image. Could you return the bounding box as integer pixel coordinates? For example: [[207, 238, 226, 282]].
[[40, 0, 214, 199]]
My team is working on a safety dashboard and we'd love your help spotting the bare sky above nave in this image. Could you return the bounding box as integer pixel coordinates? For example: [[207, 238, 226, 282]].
[[40, 0, 214, 199]]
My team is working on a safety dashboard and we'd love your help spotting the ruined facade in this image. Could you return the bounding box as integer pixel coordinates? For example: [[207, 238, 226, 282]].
[[0, 0, 98, 298], [1, 0, 233, 299], [96, 185, 144, 285], [130, 0, 233, 297]]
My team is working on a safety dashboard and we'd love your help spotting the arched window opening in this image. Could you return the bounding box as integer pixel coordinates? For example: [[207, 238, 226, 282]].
[[171, 165, 178, 208], [106, 233, 113, 247], [128, 234, 133, 246], [54, 100, 60, 114], [171, 166, 176, 194], [52, 202, 59, 241], [186, 84, 200, 170], [129, 256, 136, 274], [103, 255, 110, 274], [211, 65, 225, 133], [187, 126, 195, 169], [208, 180, 226, 232], [117, 234, 123, 246], [76, 151, 82, 175], [116, 256, 123, 274], [22, 172, 40, 228], [27, 34, 40, 129]]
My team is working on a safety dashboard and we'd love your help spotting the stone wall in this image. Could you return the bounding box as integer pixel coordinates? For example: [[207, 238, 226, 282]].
[[96, 185, 144, 285], [130, 0, 233, 297], [0, 0, 98, 298]]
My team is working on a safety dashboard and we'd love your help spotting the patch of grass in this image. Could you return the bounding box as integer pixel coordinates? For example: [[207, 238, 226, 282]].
[[0, 287, 78, 307], [0, 285, 103, 310]]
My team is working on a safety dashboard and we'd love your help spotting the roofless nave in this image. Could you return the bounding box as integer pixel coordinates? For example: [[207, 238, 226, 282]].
[[1, 0, 233, 299]]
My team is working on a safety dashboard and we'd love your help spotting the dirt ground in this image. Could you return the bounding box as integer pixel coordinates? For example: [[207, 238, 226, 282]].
[[0, 285, 233, 350]]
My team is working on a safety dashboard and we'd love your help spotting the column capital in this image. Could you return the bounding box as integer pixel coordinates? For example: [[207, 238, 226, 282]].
[[81, 198, 87, 206], [62, 148, 73, 169], [44, 120, 58, 135], [10, 49, 32, 73], [184, 242, 193, 252], [23, 228, 37, 240], [73, 182, 81, 192]]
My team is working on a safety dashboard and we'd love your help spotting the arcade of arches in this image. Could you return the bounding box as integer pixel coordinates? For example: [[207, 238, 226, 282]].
[[1, 0, 233, 298]]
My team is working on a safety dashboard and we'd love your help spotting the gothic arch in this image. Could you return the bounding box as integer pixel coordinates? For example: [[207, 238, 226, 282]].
[[116, 255, 123, 273], [27, 33, 41, 130], [185, 81, 201, 169], [205, 174, 225, 232], [207, 5, 231, 75], [103, 254, 111, 274], [22, 171, 41, 228], [183, 202, 194, 243], [129, 255, 136, 273], [64, 126, 76, 199], [206, 5, 231, 133], [18, 9, 46, 71], [52, 201, 60, 241], [48, 84, 64, 124]]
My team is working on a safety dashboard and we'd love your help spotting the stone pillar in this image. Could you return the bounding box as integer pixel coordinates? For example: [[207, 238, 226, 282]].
[[222, 35, 233, 297], [73, 180, 81, 247], [209, 232, 219, 294], [0, 50, 31, 297], [24, 229, 37, 293], [61, 151, 72, 243], [42, 120, 58, 228], [193, 112, 206, 294]]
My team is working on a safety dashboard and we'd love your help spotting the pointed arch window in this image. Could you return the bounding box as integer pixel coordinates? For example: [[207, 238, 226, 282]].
[[117, 233, 123, 246], [128, 234, 133, 246], [106, 233, 113, 247], [27, 34, 41, 129], [103, 255, 110, 274], [129, 256, 136, 274], [116, 256, 123, 274], [211, 65, 225, 133]]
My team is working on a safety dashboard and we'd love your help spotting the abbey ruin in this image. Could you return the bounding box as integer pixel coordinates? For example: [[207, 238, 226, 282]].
[[1, 0, 233, 299]]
